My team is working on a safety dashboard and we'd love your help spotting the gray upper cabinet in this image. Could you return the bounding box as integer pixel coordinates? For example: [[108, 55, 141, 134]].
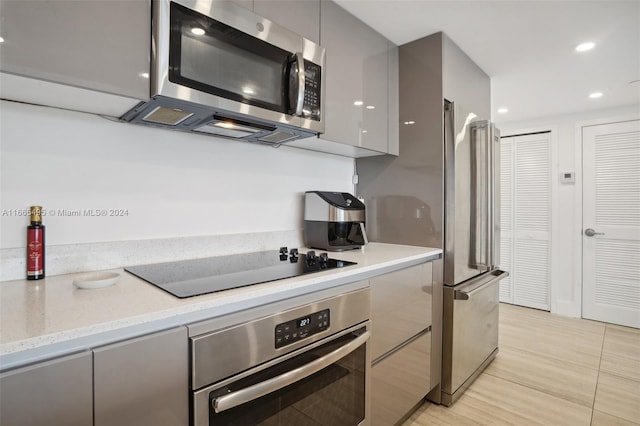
[[0, 0, 149, 116], [254, 0, 320, 44], [387, 44, 400, 156], [318, 0, 397, 156], [227, 0, 255, 10], [93, 327, 189, 426], [320, 0, 385, 151], [0, 351, 93, 426]]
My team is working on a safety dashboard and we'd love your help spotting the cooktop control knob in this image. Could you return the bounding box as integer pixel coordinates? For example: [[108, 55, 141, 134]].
[[279, 247, 289, 261], [319, 252, 328, 263], [289, 248, 299, 263], [306, 251, 317, 264]]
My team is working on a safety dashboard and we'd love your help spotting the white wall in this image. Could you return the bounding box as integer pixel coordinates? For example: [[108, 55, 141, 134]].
[[496, 104, 640, 317], [0, 100, 355, 249]]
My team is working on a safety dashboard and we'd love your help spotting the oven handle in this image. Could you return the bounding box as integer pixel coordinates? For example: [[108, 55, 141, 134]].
[[212, 330, 370, 413]]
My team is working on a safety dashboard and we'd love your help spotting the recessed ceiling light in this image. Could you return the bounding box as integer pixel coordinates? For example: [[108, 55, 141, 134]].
[[0, 37, 4, 43], [403, 120, 416, 125], [589, 92, 603, 99], [353, 101, 363, 106], [191, 27, 205, 36], [139, 72, 149, 79], [362, 130, 368, 134], [575, 42, 595, 52], [366, 105, 375, 110], [497, 108, 509, 114]]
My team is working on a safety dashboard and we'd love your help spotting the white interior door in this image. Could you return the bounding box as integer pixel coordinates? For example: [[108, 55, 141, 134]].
[[582, 120, 640, 328], [499, 132, 551, 310]]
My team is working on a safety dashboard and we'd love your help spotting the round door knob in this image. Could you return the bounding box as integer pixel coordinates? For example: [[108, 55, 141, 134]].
[[584, 228, 605, 237]]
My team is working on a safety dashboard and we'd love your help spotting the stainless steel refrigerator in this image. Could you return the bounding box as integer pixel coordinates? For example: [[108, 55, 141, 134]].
[[356, 32, 507, 407]]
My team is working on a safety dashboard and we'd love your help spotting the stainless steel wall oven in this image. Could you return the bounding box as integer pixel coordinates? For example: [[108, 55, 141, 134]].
[[189, 288, 370, 426]]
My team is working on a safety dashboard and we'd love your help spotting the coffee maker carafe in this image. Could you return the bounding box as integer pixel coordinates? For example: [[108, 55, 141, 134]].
[[304, 191, 368, 251]]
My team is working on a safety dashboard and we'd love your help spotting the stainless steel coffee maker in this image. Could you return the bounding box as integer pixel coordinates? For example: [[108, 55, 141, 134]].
[[304, 191, 368, 251]]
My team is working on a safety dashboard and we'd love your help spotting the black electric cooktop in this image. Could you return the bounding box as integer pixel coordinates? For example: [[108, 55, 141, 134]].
[[125, 248, 357, 298]]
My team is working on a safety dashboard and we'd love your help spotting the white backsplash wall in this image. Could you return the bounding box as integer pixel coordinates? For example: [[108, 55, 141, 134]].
[[0, 100, 355, 249]]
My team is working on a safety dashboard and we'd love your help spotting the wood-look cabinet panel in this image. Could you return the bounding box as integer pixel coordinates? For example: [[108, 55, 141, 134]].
[[0, 351, 93, 426], [94, 327, 189, 426]]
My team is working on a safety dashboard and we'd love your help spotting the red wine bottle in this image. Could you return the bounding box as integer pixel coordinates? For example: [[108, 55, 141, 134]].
[[27, 206, 45, 280]]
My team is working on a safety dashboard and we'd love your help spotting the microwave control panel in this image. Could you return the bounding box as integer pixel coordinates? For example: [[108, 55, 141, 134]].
[[303, 61, 322, 121], [275, 309, 330, 349]]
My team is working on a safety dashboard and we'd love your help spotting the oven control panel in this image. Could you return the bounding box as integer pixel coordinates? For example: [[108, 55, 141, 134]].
[[275, 309, 330, 349]]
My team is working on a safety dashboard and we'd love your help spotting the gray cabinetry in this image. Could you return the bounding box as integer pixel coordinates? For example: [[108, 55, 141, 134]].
[[0, 351, 93, 426], [370, 262, 433, 361], [285, 0, 398, 157], [254, 0, 320, 44], [94, 327, 189, 426], [0, 0, 149, 116], [371, 331, 431, 426], [370, 261, 436, 425], [320, 0, 395, 156]]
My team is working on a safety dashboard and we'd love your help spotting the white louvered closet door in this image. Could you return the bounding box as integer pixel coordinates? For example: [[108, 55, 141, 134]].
[[499, 137, 514, 303], [499, 132, 551, 310], [582, 120, 640, 328]]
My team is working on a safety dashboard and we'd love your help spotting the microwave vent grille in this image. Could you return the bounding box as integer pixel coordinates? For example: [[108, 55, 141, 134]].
[[143, 106, 194, 126], [259, 131, 298, 144]]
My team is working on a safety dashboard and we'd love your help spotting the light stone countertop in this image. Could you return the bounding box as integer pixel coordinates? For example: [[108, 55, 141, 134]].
[[0, 243, 441, 370]]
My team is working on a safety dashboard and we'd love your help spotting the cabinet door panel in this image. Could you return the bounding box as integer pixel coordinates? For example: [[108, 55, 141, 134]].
[[370, 263, 432, 361], [94, 327, 188, 426], [371, 331, 431, 426], [0, 351, 93, 426], [0, 0, 149, 99], [254, 0, 320, 44], [320, 0, 388, 152], [387, 42, 400, 156]]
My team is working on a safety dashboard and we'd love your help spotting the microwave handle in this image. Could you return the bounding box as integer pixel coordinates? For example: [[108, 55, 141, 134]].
[[292, 52, 305, 116]]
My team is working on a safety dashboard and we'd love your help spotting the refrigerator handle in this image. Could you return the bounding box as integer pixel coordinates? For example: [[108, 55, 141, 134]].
[[454, 269, 508, 300], [486, 122, 494, 269], [471, 121, 490, 271]]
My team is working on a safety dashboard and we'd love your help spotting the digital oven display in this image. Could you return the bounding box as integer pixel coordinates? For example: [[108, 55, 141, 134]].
[[297, 317, 311, 328], [275, 309, 330, 349]]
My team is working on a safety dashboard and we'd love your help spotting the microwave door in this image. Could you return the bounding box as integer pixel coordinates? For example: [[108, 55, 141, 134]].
[[168, 2, 293, 113]]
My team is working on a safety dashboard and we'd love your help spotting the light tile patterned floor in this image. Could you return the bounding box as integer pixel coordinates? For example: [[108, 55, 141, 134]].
[[402, 303, 640, 425]]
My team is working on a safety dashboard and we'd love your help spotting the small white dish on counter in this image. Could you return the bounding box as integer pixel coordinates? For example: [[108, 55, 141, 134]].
[[73, 272, 120, 289]]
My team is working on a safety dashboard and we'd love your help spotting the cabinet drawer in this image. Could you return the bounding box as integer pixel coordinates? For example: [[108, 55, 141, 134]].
[[370, 262, 432, 361], [0, 351, 93, 426], [371, 330, 431, 426]]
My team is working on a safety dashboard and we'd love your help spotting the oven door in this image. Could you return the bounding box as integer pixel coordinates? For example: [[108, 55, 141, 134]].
[[192, 325, 370, 426]]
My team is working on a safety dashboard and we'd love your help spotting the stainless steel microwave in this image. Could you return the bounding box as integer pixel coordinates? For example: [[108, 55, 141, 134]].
[[122, 0, 325, 145]]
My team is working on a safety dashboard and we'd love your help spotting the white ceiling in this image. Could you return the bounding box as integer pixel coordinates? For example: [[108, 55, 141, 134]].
[[333, 0, 640, 123]]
